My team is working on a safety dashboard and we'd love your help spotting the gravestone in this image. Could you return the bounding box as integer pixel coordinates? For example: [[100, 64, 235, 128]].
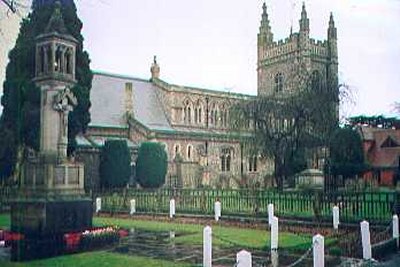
[[10, 2, 92, 261], [236, 250, 252, 267], [203, 226, 212, 267]]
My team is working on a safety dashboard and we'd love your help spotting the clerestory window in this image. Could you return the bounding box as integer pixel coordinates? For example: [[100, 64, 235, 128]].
[[274, 73, 284, 93]]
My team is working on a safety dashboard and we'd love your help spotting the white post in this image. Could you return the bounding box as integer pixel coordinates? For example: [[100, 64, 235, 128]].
[[333, 205, 339, 230], [236, 250, 252, 267], [393, 215, 399, 247], [271, 249, 279, 267], [313, 234, 324, 267], [203, 226, 212, 267], [268, 203, 274, 225], [130, 199, 136, 215], [169, 231, 175, 239], [96, 197, 101, 214], [271, 216, 279, 250], [169, 198, 176, 218], [360, 220, 372, 260], [215, 201, 221, 222]]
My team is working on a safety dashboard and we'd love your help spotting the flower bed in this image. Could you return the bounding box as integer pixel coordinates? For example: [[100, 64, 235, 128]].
[[0, 229, 24, 247], [64, 226, 128, 252]]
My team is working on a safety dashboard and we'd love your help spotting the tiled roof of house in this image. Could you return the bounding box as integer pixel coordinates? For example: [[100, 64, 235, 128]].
[[358, 126, 400, 169]]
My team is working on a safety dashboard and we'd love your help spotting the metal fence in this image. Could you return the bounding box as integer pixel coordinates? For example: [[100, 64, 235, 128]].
[[98, 188, 399, 223], [0, 187, 17, 212]]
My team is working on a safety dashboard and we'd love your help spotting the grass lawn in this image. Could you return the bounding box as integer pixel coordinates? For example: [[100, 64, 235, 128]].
[[0, 213, 10, 229], [0, 251, 192, 267]]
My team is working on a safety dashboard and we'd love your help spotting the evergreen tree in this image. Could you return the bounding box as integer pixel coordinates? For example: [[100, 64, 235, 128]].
[[136, 142, 168, 189], [0, 0, 92, 181], [329, 127, 366, 180], [99, 140, 132, 189]]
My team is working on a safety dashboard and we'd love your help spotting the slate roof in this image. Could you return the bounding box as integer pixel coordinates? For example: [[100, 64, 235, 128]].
[[89, 70, 253, 140], [76, 134, 137, 149], [90, 71, 172, 131]]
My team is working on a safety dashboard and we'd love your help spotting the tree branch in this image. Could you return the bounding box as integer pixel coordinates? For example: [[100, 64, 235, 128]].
[[1, 0, 16, 13]]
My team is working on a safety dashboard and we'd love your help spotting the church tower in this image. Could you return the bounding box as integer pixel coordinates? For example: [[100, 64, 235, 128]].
[[257, 2, 338, 96]]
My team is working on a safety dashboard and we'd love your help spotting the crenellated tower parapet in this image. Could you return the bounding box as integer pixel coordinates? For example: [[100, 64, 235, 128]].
[[257, 2, 338, 96]]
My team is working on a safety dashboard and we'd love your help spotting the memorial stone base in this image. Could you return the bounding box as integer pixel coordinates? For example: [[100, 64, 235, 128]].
[[10, 198, 92, 261]]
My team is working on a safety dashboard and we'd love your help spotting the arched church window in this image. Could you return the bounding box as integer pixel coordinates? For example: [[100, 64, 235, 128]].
[[248, 155, 258, 172], [274, 72, 284, 93], [220, 148, 232, 172], [187, 144, 193, 161], [220, 103, 229, 127], [194, 100, 203, 125], [311, 70, 321, 91], [183, 99, 192, 124], [173, 144, 181, 158], [210, 103, 218, 126]]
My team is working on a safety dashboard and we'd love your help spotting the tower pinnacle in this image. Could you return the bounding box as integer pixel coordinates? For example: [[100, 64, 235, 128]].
[[299, 2, 309, 32], [258, 2, 273, 43], [45, 1, 67, 34], [150, 55, 160, 80], [328, 12, 337, 39]]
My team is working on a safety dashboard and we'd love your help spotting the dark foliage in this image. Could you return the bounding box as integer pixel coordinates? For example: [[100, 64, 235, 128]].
[[329, 127, 366, 179], [136, 142, 168, 189], [99, 140, 131, 189], [0, 0, 92, 180]]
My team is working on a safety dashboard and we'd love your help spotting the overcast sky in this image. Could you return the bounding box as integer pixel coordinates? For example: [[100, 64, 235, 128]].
[[1, 0, 400, 118]]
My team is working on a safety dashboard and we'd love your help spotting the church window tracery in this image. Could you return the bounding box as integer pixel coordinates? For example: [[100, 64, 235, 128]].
[[183, 99, 193, 124], [311, 70, 321, 91], [220, 148, 232, 172], [274, 72, 284, 93]]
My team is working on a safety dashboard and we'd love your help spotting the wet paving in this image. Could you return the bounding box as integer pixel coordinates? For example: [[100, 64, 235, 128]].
[[112, 229, 315, 267]]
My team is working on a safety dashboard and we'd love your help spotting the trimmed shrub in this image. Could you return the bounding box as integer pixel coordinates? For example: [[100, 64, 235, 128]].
[[136, 142, 167, 188], [99, 140, 131, 189]]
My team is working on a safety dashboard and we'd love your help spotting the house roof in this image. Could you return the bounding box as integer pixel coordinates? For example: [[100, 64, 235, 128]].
[[358, 126, 400, 168]]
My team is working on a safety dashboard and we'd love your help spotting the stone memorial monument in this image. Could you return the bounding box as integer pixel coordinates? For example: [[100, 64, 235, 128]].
[[10, 2, 92, 260]]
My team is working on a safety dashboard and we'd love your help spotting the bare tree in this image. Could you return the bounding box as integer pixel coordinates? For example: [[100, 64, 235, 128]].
[[230, 70, 351, 189], [1, 0, 17, 13]]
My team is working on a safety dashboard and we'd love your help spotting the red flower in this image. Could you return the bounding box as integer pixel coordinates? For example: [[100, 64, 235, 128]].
[[118, 229, 129, 238], [3, 231, 24, 242], [64, 232, 82, 250]]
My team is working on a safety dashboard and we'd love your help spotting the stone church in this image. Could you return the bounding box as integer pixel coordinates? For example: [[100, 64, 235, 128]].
[[76, 3, 338, 190]]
